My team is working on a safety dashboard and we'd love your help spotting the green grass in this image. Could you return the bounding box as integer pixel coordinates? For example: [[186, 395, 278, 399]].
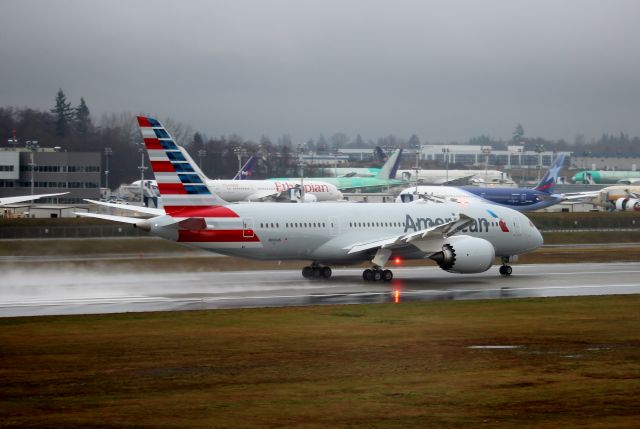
[[1, 296, 640, 428]]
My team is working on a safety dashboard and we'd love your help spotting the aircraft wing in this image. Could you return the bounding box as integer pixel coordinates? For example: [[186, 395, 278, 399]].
[[558, 191, 601, 201], [84, 199, 165, 216], [345, 214, 474, 255], [435, 175, 475, 186], [245, 190, 282, 201], [0, 192, 69, 206]]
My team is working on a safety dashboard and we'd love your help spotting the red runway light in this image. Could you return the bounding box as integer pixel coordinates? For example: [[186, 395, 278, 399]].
[[394, 290, 400, 303], [394, 257, 402, 264]]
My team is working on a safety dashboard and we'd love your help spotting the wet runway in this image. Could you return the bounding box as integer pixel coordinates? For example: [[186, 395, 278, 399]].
[[2, 262, 640, 317]]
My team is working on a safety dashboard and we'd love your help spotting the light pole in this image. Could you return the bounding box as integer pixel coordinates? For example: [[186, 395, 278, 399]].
[[441, 148, 450, 185], [104, 147, 112, 190], [26, 140, 39, 196], [138, 144, 148, 206], [481, 146, 492, 179], [297, 144, 305, 202], [534, 144, 544, 182], [7, 130, 18, 147], [198, 149, 207, 170], [233, 147, 246, 179]]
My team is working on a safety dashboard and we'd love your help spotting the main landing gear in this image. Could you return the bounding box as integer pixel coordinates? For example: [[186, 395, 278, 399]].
[[302, 264, 332, 279], [362, 267, 393, 282], [499, 256, 514, 276]]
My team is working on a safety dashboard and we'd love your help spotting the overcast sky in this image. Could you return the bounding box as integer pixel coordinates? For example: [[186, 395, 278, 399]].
[[1, 0, 639, 143]]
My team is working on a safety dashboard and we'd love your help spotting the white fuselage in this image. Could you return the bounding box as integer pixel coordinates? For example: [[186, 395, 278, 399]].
[[206, 179, 343, 202], [153, 199, 543, 264]]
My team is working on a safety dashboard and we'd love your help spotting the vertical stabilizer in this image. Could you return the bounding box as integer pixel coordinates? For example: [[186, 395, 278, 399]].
[[533, 153, 566, 193], [136, 116, 229, 213], [375, 148, 403, 179], [232, 155, 258, 180]]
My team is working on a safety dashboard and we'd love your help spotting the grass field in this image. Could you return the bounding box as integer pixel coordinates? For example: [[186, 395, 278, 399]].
[[1, 296, 640, 428]]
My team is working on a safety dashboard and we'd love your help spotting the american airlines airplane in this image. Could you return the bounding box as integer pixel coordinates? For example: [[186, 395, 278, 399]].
[[78, 117, 544, 280]]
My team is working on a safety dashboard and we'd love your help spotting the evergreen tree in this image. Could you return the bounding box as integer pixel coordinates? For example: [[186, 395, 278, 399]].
[[51, 89, 74, 137], [74, 97, 92, 136], [512, 123, 525, 143]]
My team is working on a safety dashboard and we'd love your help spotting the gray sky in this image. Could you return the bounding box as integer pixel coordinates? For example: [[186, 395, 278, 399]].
[[2, 0, 639, 143]]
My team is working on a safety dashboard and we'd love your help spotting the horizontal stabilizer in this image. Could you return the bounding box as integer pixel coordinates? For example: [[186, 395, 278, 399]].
[[74, 212, 142, 224], [0, 192, 69, 206], [83, 199, 165, 216]]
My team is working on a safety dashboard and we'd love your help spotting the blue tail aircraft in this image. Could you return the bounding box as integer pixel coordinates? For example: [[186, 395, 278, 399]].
[[398, 153, 575, 211]]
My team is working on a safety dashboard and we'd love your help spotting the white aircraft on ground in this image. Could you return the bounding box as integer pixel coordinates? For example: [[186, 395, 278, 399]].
[[0, 192, 68, 206], [78, 116, 543, 280], [149, 147, 342, 203]]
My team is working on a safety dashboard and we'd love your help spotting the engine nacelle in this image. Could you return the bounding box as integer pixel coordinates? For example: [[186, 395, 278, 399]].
[[429, 236, 495, 274], [301, 193, 318, 203], [615, 197, 640, 211]]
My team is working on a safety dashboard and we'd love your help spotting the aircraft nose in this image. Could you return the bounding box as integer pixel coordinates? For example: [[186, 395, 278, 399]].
[[532, 223, 544, 249]]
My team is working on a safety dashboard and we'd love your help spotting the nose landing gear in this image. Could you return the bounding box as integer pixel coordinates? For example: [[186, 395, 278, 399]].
[[499, 256, 515, 276]]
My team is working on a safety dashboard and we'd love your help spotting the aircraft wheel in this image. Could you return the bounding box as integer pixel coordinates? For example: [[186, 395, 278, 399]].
[[373, 270, 383, 281], [382, 269, 393, 281], [363, 269, 374, 281], [312, 267, 322, 278], [500, 265, 512, 276], [302, 266, 313, 278], [321, 266, 332, 279]]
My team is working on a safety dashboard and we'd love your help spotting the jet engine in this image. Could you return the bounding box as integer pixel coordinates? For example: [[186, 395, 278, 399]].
[[615, 197, 640, 212], [429, 236, 495, 274], [301, 193, 318, 203]]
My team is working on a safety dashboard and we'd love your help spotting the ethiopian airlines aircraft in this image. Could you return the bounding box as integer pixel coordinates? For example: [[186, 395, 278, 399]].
[[79, 117, 543, 280]]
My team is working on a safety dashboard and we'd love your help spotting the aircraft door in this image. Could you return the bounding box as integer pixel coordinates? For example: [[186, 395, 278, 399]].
[[510, 216, 522, 236], [243, 218, 254, 238], [329, 216, 339, 236]]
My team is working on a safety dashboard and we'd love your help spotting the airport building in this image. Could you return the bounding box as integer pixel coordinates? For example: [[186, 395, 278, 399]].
[[337, 146, 566, 168], [0, 147, 101, 204]]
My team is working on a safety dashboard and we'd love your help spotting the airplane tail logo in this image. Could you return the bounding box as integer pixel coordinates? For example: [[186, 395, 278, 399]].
[[232, 155, 257, 180], [136, 116, 230, 215], [376, 148, 403, 180], [533, 153, 566, 194], [487, 209, 510, 232]]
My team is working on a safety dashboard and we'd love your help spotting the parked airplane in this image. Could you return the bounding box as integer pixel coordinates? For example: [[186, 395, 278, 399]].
[[580, 185, 640, 211], [268, 148, 407, 192], [317, 146, 389, 178], [0, 192, 68, 206], [78, 116, 543, 280], [573, 170, 640, 185], [142, 150, 342, 203], [397, 154, 574, 212]]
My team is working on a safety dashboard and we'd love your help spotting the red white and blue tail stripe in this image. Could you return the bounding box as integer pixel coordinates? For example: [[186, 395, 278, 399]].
[[137, 116, 228, 212], [136, 116, 262, 249]]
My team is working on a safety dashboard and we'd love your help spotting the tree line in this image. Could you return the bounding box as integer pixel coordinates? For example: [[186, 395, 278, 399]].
[[1, 91, 640, 188]]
